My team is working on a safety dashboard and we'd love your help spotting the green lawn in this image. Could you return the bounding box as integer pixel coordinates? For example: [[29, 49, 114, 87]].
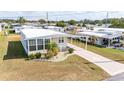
[[0, 34, 109, 80], [0, 32, 7, 61], [68, 39, 124, 64], [0, 33, 27, 61]]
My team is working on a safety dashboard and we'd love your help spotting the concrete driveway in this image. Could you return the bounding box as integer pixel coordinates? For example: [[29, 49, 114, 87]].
[[106, 72, 124, 81], [68, 43, 124, 76]]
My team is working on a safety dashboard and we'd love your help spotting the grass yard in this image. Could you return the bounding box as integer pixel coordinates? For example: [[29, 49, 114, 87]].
[[0, 34, 109, 80], [0, 55, 109, 80], [68, 39, 124, 64], [0, 32, 7, 61]]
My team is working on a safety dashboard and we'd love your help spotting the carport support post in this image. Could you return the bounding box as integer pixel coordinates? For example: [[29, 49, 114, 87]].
[[85, 36, 88, 50], [71, 37, 72, 44], [27, 40, 30, 55], [77, 37, 81, 45], [108, 39, 111, 47]]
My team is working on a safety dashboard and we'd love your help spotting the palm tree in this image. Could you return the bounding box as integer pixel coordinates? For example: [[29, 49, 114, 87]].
[[18, 17, 26, 25]]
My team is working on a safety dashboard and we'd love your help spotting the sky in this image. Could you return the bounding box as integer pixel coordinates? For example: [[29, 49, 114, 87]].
[[0, 11, 124, 21]]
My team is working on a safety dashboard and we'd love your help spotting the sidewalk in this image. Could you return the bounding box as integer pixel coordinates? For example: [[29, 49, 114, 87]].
[[68, 43, 124, 76]]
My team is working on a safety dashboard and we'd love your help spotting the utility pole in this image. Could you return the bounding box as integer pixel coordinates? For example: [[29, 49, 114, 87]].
[[46, 12, 48, 26], [105, 12, 108, 28], [56, 17, 57, 22]]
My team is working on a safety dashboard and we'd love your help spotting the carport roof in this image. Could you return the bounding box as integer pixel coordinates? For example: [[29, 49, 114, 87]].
[[78, 31, 123, 39]]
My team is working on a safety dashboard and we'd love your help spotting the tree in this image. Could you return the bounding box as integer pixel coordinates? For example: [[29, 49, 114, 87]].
[[77, 24, 81, 27], [17, 17, 26, 25], [38, 19, 46, 24], [109, 18, 124, 28], [82, 23, 86, 27], [56, 21, 66, 27], [68, 20, 76, 25]]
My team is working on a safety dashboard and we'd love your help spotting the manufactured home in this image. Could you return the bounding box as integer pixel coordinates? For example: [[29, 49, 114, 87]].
[[43, 26, 64, 32], [78, 31, 123, 47], [0, 23, 8, 31], [20, 29, 68, 55], [0, 24, 2, 32], [13, 25, 43, 34], [94, 27, 124, 33], [14, 25, 35, 34]]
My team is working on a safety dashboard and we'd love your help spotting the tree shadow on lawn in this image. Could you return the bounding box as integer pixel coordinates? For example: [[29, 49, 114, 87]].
[[3, 41, 27, 60]]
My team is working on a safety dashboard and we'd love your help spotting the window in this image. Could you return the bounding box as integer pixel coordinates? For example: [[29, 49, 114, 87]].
[[29, 39, 36, 51], [45, 39, 50, 44], [45, 39, 50, 49], [37, 39, 43, 45], [88, 38, 91, 40], [29, 46, 36, 51], [38, 45, 44, 50], [59, 37, 64, 43], [37, 39, 44, 50], [29, 39, 36, 46]]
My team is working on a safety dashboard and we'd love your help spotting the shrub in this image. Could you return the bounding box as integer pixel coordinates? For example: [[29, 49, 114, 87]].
[[47, 42, 59, 56], [28, 54, 35, 59], [45, 50, 54, 59], [47, 42, 58, 50], [35, 52, 41, 59], [9, 30, 15, 34], [68, 48, 74, 53], [52, 47, 59, 56]]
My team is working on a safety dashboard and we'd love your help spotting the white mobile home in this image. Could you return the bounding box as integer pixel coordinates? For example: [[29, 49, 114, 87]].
[[78, 31, 123, 47], [0, 24, 2, 32], [44, 26, 64, 32], [94, 27, 124, 33], [20, 29, 68, 55], [14, 25, 36, 34]]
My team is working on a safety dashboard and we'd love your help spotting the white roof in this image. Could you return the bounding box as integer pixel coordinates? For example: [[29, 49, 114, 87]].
[[45, 26, 62, 29], [94, 27, 124, 32], [21, 28, 67, 39], [79, 31, 122, 39]]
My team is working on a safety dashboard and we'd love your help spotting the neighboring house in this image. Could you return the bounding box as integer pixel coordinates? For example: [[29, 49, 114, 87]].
[[76, 27, 92, 32], [94, 27, 124, 41], [43, 26, 64, 32], [14, 25, 34, 34], [85, 24, 95, 30], [78, 31, 123, 47], [20, 29, 68, 55], [0, 24, 2, 32], [14, 26, 24, 33], [94, 27, 124, 33], [66, 25, 77, 31], [0, 23, 8, 31], [14, 25, 43, 34]]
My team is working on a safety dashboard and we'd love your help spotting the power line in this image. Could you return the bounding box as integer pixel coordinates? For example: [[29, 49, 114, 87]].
[[0, 11, 106, 18], [0, 11, 119, 20]]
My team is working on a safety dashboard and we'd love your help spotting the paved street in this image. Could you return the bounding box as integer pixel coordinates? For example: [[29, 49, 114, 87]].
[[68, 43, 124, 76]]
